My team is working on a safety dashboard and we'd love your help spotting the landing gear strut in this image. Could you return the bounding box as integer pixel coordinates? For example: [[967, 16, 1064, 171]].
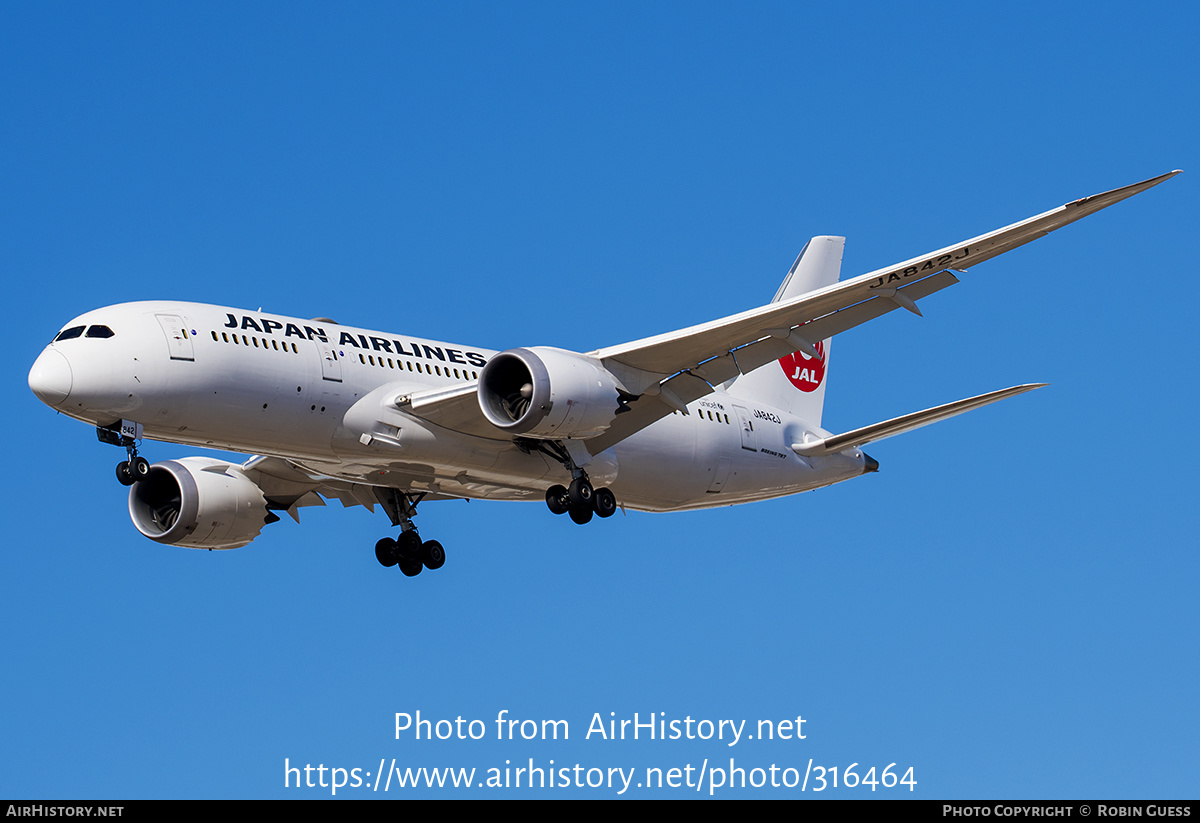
[[373, 489, 446, 577], [98, 421, 149, 486]]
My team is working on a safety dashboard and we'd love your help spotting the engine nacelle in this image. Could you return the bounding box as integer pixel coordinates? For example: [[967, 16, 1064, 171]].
[[128, 457, 270, 550], [478, 347, 628, 439]]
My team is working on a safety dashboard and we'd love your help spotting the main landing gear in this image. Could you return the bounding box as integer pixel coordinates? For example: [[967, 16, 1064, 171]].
[[373, 489, 446, 578], [515, 437, 620, 525], [545, 477, 617, 524], [98, 421, 149, 486], [375, 533, 445, 577]]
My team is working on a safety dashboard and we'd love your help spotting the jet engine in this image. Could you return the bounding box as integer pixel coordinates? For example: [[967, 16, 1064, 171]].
[[478, 347, 630, 439], [128, 457, 271, 550]]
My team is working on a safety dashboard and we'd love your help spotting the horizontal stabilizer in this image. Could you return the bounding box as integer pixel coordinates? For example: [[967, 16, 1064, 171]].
[[791, 383, 1047, 456]]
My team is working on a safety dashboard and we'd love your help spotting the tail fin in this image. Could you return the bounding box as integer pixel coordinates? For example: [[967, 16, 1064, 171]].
[[727, 236, 844, 426]]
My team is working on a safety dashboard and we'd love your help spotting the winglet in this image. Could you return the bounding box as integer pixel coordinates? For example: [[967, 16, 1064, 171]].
[[1061, 169, 1181, 215]]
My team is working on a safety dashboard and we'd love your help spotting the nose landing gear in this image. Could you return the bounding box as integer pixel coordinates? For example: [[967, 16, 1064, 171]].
[[115, 455, 150, 486], [98, 420, 149, 486]]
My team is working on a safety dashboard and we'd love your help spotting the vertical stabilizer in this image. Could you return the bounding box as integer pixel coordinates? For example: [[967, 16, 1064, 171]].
[[727, 236, 844, 426]]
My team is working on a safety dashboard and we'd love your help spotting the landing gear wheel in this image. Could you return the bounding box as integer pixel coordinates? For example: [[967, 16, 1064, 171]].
[[593, 487, 617, 518], [569, 504, 594, 525], [130, 455, 150, 481], [421, 540, 445, 570], [398, 557, 424, 577], [546, 485, 570, 515], [396, 530, 423, 575], [568, 477, 594, 508], [375, 537, 398, 568], [116, 461, 135, 486], [397, 530, 422, 556]]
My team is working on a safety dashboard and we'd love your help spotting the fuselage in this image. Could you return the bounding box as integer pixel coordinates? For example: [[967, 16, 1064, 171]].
[[29, 301, 869, 513]]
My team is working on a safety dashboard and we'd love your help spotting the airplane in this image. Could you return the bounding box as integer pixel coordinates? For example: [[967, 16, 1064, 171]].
[[28, 171, 1179, 578]]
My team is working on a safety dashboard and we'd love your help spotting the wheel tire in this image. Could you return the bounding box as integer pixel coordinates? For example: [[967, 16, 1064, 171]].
[[593, 487, 617, 518], [397, 530, 422, 557], [398, 557, 424, 577], [421, 540, 446, 570], [375, 537, 398, 567], [569, 503, 594, 525], [116, 461, 135, 486], [546, 485, 570, 515], [568, 477, 594, 507], [131, 456, 150, 481]]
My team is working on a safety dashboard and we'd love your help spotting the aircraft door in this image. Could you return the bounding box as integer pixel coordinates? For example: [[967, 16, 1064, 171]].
[[156, 314, 194, 361], [318, 340, 342, 382], [733, 405, 757, 452]]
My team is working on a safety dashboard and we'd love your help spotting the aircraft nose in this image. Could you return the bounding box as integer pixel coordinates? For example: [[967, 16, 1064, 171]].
[[29, 348, 73, 406]]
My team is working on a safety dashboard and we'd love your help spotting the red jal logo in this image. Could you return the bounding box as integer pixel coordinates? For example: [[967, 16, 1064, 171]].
[[778, 341, 826, 392]]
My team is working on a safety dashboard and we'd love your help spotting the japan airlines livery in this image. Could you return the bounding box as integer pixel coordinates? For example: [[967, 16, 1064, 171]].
[[29, 172, 1179, 577]]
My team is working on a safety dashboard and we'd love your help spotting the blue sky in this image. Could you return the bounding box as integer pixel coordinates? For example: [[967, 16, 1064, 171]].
[[3, 1, 1196, 799]]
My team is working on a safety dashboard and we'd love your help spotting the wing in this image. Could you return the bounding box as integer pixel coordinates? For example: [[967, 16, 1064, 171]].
[[401, 171, 1179, 452], [580, 170, 1179, 452]]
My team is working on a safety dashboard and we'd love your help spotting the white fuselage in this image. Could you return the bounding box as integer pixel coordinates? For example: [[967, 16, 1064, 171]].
[[29, 301, 868, 512]]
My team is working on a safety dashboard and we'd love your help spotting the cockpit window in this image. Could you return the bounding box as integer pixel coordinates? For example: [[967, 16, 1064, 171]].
[[54, 326, 85, 341], [85, 325, 115, 338]]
